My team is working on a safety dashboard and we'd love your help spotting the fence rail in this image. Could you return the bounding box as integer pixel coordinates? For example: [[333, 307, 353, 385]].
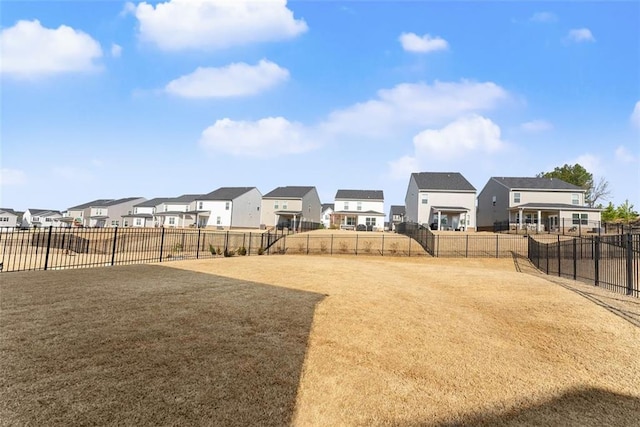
[[493, 219, 638, 237], [528, 234, 639, 298]]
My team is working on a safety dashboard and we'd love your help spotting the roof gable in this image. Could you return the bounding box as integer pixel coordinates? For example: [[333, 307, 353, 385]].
[[335, 189, 384, 200], [135, 197, 171, 208], [68, 199, 114, 210], [200, 187, 256, 201], [321, 203, 334, 211], [411, 172, 476, 191], [390, 205, 406, 215], [263, 186, 315, 199], [105, 197, 145, 206], [492, 177, 583, 191]]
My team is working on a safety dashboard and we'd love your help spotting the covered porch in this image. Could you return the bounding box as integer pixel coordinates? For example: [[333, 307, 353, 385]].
[[274, 210, 304, 231], [429, 206, 471, 231], [508, 203, 602, 233]]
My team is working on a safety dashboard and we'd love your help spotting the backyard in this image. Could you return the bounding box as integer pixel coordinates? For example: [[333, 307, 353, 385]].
[[1, 256, 639, 426]]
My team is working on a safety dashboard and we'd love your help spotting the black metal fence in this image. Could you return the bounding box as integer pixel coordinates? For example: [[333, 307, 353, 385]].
[[396, 222, 529, 257], [493, 219, 638, 237], [0, 227, 290, 273], [528, 234, 639, 297]]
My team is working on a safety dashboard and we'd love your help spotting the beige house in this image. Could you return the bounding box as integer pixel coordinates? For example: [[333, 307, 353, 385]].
[[260, 186, 322, 229]]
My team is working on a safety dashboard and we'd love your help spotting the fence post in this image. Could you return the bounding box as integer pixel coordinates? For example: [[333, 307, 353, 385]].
[[307, 234, 310, 255], [381, 233, 384, 256], [465, 234, 469, 258], [594, 236, 600, 287], [626, 233, 634, 296], [408, 236, 411, 257], [43, 226, 53, 271], [224, 231, 229, 254], [573, 238, 577, 280], [196, 229, 201, 259], [330, 234, 333, 255], [248, 232, 252, 256], [557, 235, 561, 277], [355, 234, 358, 256], [111, 227, 118, 266], [496, 234, 499, 258], [159, 227, 165, 262]]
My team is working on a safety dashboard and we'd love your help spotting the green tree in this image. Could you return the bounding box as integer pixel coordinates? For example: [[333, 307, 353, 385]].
[[616, 200, 639, 223], [537, 163, 610, 207], [600, 202, 617, 222]]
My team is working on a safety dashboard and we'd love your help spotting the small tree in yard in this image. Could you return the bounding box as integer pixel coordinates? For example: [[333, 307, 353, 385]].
[[617, 200, 639, 224]]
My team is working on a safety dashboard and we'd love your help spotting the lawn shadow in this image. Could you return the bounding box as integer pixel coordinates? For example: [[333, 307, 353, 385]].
[[428, 387, 640, 427], [1, 264, 325, 426]]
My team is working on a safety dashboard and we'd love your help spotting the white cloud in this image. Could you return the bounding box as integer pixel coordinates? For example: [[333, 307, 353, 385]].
[[399, 32, 449, 53], [571, 153, 602, 175], [615, 146, 637, 163], [521, 119, 553, 132], [129, 0, 307, 51], [388, 156, 420, 180], [530, 12, 557, 23], [199, 117, 316, 157], [631, 101, 640, 128], [0, 20, 102, 77], [321, 80, 509, 138], [111, 43, 122, 58], [0, 168, 27, 186], [566, 28, 595, 43], [165, 59, 289, 98], [413, 115, 505, 159]]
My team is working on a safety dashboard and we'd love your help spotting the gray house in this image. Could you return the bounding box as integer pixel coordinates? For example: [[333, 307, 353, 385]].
[[477, 177, 601, 232], [388, 205, 406, 231], [67, 197, 146, 227], [261, 186, 322, 229], [124, 197, 171, 227], [196, 187, 262, 229], [405, 172, 476, 231], [0, 208, 22, 230]]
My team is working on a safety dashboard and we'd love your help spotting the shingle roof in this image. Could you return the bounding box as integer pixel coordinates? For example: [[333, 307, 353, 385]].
[[28, 209, 61, 216], [200, 187, 256, 201], [135, 197, 171, 207], [0, 208, 18, 215], [68, 199, 114, 210], [411, 172, 476, 191], [492, 177, 583, 191], [263, 186, 315, 199], [335, 190, 384, 200], [166, 194, 201, 203], [390, 205, 406, 216], [105, 197, 145, 206], [321, 203, 334, 211]]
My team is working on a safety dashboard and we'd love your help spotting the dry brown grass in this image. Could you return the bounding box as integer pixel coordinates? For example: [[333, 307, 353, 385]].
[[2, 256, 639, 426]]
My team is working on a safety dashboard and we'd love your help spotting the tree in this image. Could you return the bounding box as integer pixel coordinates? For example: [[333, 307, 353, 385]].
[[616, 200, 639, 223], [600, 202, 617, 222], [537, 163, 610, 207]]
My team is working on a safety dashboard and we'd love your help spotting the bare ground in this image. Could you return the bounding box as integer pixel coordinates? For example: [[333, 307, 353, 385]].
[[1, 256, 639, 426]]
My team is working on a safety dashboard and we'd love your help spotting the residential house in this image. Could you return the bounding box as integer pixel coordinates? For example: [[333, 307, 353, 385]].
[[477, 177, 601, 232], [261, 186, 322, 229], [0, 208, 21, 230], [405, 172, 476, 231], [196, 187, 262, 229], [154, 194, 201, 228], [123, 198, 171, 228], [333, 189, 385, 231], [321, 203, 334, 229], [388, 205, 406, 232], [66, 197, 145, 227], [22, 209, 63, 228]]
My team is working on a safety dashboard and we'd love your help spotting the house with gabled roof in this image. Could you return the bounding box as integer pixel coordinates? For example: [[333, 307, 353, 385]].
[[67, 197, 145, 227], [22, 209, 63, 228], [123, 197, 171, 227], [261, 186, 322, 229], [154, 194, 201, 228], [333, 189, 385, 231], [0, 208, 21, 230], [405, 172, 476, 231], [388, 205, 406, 232], [321, 203, 334, 229], [196, 187, 262, 229], [477, 177, 601, 232]]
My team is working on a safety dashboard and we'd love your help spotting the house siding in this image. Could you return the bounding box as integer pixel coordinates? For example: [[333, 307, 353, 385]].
[[300, 188, 322, 223], [230, 188, 262, 228], [405, 177, 420, 223], [416, 191, 476, 230], [477, 179, 510, 228]]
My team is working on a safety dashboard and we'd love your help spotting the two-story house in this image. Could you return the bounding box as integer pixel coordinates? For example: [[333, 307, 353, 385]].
[[333, 189, 385, 231], [196, 187, 262, 229], [0, 208, 22, 230], [321, 203, 334, 229], [261, 186, 322, 229], [22, 209, 64, 228], [405, 172, 476, 231], [67, 197, 145, 227], [124, 198, 170, 227], [154, 194, 201, 228], [388, 205, 406, 232], [477, 177, 601, 232]]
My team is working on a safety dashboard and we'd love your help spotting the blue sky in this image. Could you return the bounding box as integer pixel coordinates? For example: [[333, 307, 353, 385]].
[[2, 0, 639, 214]]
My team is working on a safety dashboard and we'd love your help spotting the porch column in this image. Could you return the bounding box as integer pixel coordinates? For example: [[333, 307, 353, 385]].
[[437, 211, 442, 231], [519, 208, 523, 230], [537, 210, 542, 232], [293, 214, 297, 233]]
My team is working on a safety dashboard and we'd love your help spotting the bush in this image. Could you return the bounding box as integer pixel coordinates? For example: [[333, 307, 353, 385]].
[[223, 248, 235, 257], [257, 247, 265, 255], [320, 240, 328, 253], [208, 244, 216, 255], [237, 246, 247, 256]]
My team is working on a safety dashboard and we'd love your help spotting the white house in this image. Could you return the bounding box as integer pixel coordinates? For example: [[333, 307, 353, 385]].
[[67, 197, 145, 227], [154, 194, 201, 228], [388, 205, 406, 232], [0, 208, 21, 231], [321, 203, 334, 229], [124, 198, 170, 228], [477, 177, 601, 232], [405, 172, 477, 231], [261, 186, 322, 229], [333, 189, 385, 231], [22, 209, 64, 228], [196, 187, 262, 229]]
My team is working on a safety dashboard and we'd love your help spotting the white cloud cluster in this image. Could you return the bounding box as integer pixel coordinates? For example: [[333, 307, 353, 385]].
[[0, 20, 102, 77], [521, 119, 553, 132], [530, 12, 557, 23], [615, 146, 637, 163], [199, 117, 316, 157], [567, 28, 595, 43], [322, 80, 509, 137], [0, 168, 27, 186], [399, 32, 449, 53], [129, 0, 307, 51], [111, 43, 122, 58], [166, 60, 289, 98], [631, 101, 640, 128]]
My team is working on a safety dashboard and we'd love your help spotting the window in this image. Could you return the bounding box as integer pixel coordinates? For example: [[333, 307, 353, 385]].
[[111, 220, 119, 226], [365, 217, 376, 226], [274, 201, 279, 209], [572, 213, 588, 225], [421, 195, 428, 204], [33, 217, 40, 222], [198, 202, 203, 209], [344, 202, 349, 210], [164, 205, 168, 212], [168, 217, 175, 225], [135, 218, 142, 226], [282, 201, 288, 209], [346, 217, 356, 225], [216, 216, 221, 225], [0, 217, 8, 222], [572, 194, 580, 205], [185, 205, 189, 211], [492, 196, 496, 206], [124, 221, 129, 227], [225, 202, 230, 210], [45, 218, 52, 222], [513, 192, 520, 203], [357, 201, 362, 211], [134, 208, 138, 214]]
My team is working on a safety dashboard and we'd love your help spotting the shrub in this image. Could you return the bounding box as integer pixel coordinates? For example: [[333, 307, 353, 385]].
[[320, 240, 328, 253], [223, 248, 235, 257], [208, 244, 216, 255], [216, 247, 222, 255], [389, 242, 399, 255], [257, 247, 265, 255], [363, 241, 372, 253], [339, 241, 348, 253], [237, 246, 247, 256]]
